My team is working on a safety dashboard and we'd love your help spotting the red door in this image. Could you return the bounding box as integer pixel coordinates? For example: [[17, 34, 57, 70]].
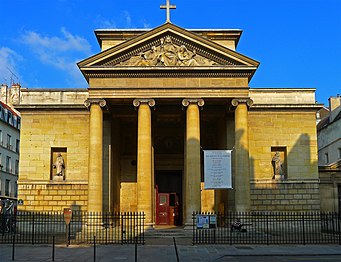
[[156, 193, 170, 225]]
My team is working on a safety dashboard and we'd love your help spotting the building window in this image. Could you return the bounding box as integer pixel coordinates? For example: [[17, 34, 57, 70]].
[[5, 179, 10, 196], [17, 118, 21, 130], [16, 139, 20, 153], [0, 179, 2, 195], [339, 148, 341, 159], [325, 153, 329, 164], [6, 156, 11, 173], [15, 160, 19, 175], [7, 134, 12, 150], [13, 116, 17, 128], [0, 106, 3, 120], [7, 111, 13, 125]]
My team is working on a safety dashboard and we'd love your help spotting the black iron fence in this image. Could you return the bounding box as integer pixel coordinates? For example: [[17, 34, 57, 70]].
[[193, 211, 341, 245], [0, 211, 145, 245]]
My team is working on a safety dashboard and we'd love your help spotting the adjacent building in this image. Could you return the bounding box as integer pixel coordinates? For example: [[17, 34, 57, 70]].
[[0, 84, 21, 200], [318, 95, 341, 212]]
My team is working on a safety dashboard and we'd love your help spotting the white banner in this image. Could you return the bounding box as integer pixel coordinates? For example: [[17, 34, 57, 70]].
[[203, 150, 232, 189]]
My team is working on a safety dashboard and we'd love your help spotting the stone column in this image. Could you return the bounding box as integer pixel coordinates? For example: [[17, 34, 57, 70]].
[[231, 98, 253, 211], [84, 99, 107, 213], [133, 99, 155, 225], [182, 98, 204, 225]]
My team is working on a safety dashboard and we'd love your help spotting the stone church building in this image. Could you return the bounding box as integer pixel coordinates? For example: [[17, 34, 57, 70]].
[[15, 21, 321, 226]]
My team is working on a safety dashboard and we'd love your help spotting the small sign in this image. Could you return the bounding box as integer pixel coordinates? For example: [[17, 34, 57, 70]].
[[196, 214, 217, 229], [18, 199, 24, 205], [63, 208, 72, 225]]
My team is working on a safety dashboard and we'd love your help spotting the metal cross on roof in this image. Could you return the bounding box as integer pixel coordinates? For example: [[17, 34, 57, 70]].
[[160, 0, 176, 23]]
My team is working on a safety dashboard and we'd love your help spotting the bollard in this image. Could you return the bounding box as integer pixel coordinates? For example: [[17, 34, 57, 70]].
[[135, 238, 137, 262], [12, 234, 15, 261], [173, 237, 179, 262], [52, 236, 55, 261], [68, 223, 71, 246], [94, 236, 96, 262]]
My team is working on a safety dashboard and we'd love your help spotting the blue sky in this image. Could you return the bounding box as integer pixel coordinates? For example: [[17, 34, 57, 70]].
[[0, 0, 340, 105]]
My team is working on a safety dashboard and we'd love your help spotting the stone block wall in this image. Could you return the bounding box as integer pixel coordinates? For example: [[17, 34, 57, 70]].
[[250, 180, 320, 211], [18, 110, 90, 212], [248, 110, 319, 181], [19, 111, 90, 181], [18, 182, 88, 211]]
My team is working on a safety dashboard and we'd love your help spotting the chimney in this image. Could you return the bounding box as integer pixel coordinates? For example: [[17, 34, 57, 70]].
[[0, 84, 8, 104], [329, 95, 341, 122], [9, 83, 21, 106]]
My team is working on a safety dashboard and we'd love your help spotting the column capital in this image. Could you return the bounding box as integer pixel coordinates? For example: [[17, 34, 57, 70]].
[[182, 98, 205, 107], [84, 98, 107, 109], [231, 98, 253, 107], [133, 98, 155, 108]]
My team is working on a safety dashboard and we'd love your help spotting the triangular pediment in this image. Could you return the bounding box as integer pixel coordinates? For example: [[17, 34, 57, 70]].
[[78, 23, 259, 80]]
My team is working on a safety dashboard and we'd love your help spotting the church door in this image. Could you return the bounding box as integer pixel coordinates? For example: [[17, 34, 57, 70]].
[[156, 193, 170, 225], [155, 170, 182, 225]]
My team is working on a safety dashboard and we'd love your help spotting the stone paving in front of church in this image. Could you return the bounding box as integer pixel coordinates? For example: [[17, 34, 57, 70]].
[[1, 243, 341, 261]]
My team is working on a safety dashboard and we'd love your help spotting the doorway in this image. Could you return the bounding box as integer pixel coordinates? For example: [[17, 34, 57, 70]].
[[155, 170, 182, 225]]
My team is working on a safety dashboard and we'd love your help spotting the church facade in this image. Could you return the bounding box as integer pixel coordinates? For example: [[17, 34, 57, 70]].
[[16, 22, 321, 225]]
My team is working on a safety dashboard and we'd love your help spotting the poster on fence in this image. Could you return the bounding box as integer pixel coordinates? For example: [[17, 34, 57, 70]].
[[196, 214, 217, 229], [204, 150, 232, 189]]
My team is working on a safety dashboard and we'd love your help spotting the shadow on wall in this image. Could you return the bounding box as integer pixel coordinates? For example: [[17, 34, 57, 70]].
[[230, 128, 254, 212]]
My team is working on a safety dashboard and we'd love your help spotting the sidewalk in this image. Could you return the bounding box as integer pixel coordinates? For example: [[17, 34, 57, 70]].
[[1, 243, 341, 262]]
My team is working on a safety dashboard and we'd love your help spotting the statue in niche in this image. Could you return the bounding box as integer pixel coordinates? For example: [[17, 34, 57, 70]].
[[272, 151, 284, 180], [53, 153, 65, 178]]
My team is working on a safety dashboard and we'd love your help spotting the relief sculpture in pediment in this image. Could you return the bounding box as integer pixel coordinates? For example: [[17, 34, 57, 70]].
[[119, 36, 217, 67]]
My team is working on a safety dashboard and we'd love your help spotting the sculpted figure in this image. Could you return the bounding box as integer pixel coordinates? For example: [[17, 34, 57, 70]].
[[160, 36, 178, 66], [272, 151, 283, 180], [177, 45, 198, 66], [53, 153, 65, 177], [146, 46, 161, 65], [132, 46, 161, 66]]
